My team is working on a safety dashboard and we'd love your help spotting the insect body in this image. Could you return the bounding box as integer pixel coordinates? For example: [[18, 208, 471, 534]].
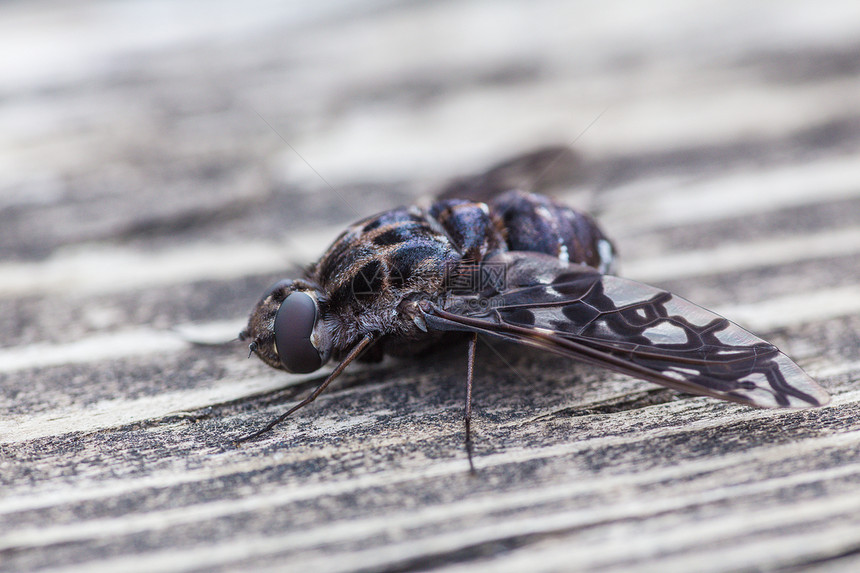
[[240, 149, 829, 466]]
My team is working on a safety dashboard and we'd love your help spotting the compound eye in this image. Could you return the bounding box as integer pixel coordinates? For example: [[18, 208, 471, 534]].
[[273, 291, 322, 373]]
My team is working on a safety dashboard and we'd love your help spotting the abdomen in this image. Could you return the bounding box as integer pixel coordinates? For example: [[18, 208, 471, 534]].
[[490, 190, 617, 273]]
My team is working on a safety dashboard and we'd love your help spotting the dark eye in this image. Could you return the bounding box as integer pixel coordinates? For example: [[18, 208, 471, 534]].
[[274, 291, 322, 373]]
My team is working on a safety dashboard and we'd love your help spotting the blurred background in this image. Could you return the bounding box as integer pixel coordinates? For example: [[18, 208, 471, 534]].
[[3, 0, 858, 258], [2, 1, 860, 571]]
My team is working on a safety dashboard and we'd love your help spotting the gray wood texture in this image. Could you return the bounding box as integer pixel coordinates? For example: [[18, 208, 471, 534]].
[[2, 1, 860, 571]]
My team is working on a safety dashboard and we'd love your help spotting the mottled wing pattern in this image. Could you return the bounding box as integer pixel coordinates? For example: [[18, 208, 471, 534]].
[[423, 252, 829, 409]]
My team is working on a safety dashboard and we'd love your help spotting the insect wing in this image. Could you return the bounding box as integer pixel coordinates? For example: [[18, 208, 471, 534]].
[[435, 145, 582, 202], [424, 252, 829, 409]]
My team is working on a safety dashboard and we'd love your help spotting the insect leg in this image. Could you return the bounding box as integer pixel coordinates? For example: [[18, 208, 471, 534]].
[[464, 332, 477, 474], [235, 334, 375, 444]]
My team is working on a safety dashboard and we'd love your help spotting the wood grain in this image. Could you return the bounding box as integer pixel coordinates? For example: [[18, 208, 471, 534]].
[[2, 1, 860, 572]]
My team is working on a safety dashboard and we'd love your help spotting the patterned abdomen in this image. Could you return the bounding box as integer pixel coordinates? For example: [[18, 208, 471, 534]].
[[429, 199, 502, 261], [490, 190, 617, 274]]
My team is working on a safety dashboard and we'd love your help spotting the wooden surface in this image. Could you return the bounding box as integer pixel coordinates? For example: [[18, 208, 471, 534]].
[[2, 1, 860, 571]]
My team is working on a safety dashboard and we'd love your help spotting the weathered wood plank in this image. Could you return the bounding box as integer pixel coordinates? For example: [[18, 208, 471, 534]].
[[2, 1, 860, 572]]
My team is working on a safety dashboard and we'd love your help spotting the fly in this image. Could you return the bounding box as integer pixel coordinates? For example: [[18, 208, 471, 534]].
[[238, 146, 829, 470]]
